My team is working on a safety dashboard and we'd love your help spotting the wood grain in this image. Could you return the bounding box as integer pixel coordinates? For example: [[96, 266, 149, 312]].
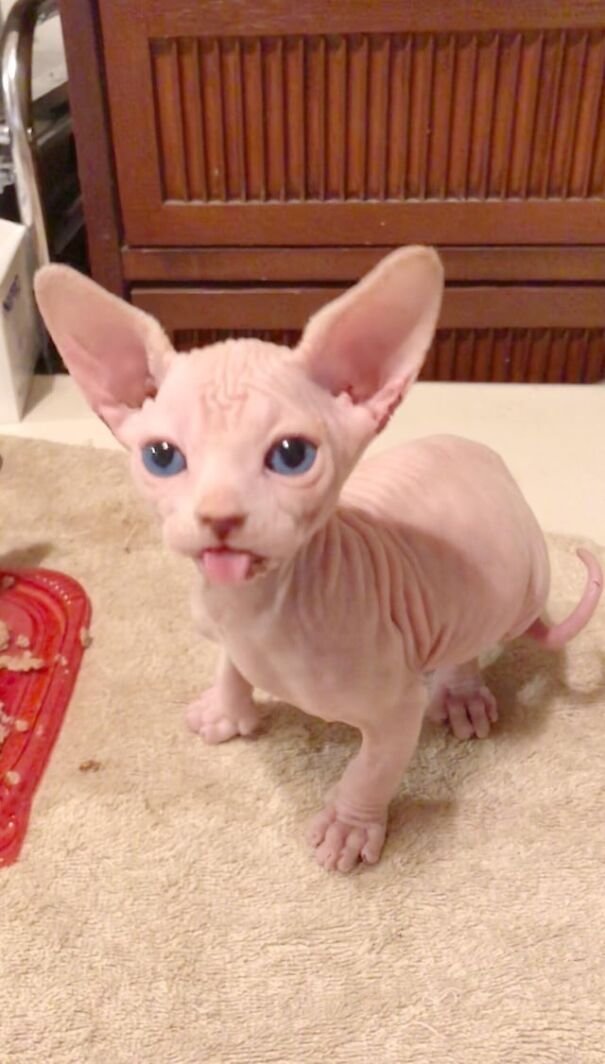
[[167, 323, 605, 384], [131, 285, 605, 330], [59, 0, 123, 293], [121, 200, 605, 246], [122, 247, 605, 284], [137, 1, 605, 36], [142, 28, 605, 205], [150, 40, 188, 200]]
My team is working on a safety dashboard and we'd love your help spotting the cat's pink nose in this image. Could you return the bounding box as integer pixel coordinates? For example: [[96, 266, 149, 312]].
[[201, 513, 246, 541]]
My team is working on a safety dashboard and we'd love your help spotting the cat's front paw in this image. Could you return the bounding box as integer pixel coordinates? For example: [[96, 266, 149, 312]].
[[186, 686, 261, 745], [308, 805, 387, 873]]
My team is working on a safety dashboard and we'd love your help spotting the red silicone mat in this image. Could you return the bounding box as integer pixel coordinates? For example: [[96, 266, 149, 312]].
[[0, 569, 91, 866]]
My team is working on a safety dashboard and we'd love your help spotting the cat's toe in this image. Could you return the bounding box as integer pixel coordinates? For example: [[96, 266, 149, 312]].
[[185, 688, 260, 744], [309, 806, 386, 872]]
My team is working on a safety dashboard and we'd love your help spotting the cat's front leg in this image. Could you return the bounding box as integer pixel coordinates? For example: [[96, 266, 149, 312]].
[[186, 650, 261, 744], [308, 679, 426, 872]]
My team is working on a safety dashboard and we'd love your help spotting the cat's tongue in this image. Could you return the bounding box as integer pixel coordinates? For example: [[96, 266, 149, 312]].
[[201, 549, 252, 585]]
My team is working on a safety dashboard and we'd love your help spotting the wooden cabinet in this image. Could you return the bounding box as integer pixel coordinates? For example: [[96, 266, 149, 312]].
[[59, 0, 605, 381]]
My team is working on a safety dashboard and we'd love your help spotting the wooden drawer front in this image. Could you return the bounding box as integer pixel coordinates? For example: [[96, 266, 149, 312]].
[[169, 327, 605, 384], [99, 1, 605, 246], [149, 32, 605, 205], [130, 285, 605, 382]]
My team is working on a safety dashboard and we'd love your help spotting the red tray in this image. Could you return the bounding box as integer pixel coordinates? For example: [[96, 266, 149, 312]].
[[0, 569, 91, 866]]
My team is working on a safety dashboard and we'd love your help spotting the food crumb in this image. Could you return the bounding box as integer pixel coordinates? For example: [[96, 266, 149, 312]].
[[54, 654, 68, 667], [0, 621, 9, 652], [14, 719, 29, 732], [79, 759, 102, 773], [4, 770, 21, 786], [1, 575, 15, 590], [0, 653, 45, 672], [15, 634, 30, 648], [79, 628, 92, 648]]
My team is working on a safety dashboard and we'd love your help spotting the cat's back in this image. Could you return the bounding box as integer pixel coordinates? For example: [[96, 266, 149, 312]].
[[340, 434, 550, 661], [341, 434, 514, 528]]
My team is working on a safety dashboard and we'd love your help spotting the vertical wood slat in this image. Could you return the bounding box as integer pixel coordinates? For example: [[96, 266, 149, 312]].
[[366, 35, 391, 199], [533, 31, 565, 200], [507, 32, 543, 198], [305, 36, 326, 198], [527, 329, 551, 382], [427, 34, 455, 199], [570, 32, 605, 196], [385, 35, 412, 198], [547, 329, 570, 382], [472, 330, 493, 381], [177, 39, 207, 200], [584, 331, 605, 382], [467, 33, 500, 198], [346, 35, 369, 198], [510, 329, 531, 381], [407, 34, 435, 198], [199, 38, 227, 200], [220, 39, 246, 200], [549, 31, 589, 197], [491, 330, 512, 383], [263, 38, 286, 200], [447, 34, 477, 198], [325, 36, 347, 200], [435, 330, 456, 380], [242, 37, 266, 200], [588, 35, 605, 197], [284, 37, 305, 200], [454, 329, 475, 380], [488, 32, 522, 198], [566, 330, 589, 383], [151, 40, 188, 200]]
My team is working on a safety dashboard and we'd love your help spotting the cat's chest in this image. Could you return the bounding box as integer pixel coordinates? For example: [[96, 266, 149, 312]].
[[223, 612, 330, 704], [194, 585, 404, 716]]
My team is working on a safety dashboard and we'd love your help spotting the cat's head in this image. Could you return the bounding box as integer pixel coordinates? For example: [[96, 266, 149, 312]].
[[35, 248, 443, 585]]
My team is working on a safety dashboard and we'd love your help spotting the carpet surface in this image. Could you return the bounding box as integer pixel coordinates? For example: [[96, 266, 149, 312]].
[[0, 436, 603, 1064]]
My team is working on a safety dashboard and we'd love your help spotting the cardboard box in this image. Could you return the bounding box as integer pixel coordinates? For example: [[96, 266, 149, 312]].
[[0, 220, 40, 421]]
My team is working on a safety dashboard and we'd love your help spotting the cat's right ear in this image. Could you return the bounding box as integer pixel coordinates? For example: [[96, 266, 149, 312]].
[[34, 266, 174, 439]]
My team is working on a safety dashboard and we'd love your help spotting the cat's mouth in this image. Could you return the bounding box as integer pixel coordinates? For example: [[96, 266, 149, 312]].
[[198, 547, 266, 585]]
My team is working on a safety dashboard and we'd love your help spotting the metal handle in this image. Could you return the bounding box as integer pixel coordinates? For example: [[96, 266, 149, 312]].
[[1, 0, 58, 270]]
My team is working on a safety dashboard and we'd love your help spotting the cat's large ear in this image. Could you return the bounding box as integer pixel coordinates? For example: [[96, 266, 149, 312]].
[[34, 265, 174, 438], [297, 246, 443, 429]]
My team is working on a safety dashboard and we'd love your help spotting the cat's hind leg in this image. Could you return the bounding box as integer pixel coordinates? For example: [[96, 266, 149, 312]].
[[427, 659, 497, 740]]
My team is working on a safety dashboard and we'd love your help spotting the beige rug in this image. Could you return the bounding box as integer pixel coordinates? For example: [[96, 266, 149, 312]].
[[0, 436, 603, 1064]]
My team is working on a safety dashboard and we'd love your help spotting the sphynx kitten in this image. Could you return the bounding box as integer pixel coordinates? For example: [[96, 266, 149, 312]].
[[34, 248, 602, 873]]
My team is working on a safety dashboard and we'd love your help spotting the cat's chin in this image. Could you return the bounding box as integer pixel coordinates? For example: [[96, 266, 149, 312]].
[[197, 547, 268, 586]]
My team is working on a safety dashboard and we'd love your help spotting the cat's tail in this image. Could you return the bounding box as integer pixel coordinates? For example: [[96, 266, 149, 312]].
[[525, 548, 603, 650]]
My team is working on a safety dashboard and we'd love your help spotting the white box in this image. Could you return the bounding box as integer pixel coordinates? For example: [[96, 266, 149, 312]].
[[0, 220, 40, 421]]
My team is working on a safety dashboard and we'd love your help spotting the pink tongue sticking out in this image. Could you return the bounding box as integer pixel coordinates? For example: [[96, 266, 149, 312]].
[[202, 550, 252, 585]]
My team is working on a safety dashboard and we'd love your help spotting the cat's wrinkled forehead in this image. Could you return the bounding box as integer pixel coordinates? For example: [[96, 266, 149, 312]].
[[159, 338, 324, 420]]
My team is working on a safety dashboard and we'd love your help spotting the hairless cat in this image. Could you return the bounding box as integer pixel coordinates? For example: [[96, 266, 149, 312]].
[[35, 248, 602, 872]]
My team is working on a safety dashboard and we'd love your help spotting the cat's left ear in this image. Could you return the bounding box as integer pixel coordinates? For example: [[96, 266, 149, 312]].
[[296, 246, 443, 429]]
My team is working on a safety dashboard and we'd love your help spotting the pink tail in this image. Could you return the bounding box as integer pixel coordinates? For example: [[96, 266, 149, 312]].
[[525, 548, 603, 650]]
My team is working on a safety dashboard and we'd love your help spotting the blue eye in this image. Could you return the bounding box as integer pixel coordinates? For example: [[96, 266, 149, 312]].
[[141, 441, 187, 477], [265, 437, 317, 476]]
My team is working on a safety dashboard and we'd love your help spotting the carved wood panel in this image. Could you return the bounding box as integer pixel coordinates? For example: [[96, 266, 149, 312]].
[[150, 30, 605, 205]]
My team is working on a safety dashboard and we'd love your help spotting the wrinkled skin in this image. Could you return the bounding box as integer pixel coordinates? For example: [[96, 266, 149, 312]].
[[34, 248, 601, 872]]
